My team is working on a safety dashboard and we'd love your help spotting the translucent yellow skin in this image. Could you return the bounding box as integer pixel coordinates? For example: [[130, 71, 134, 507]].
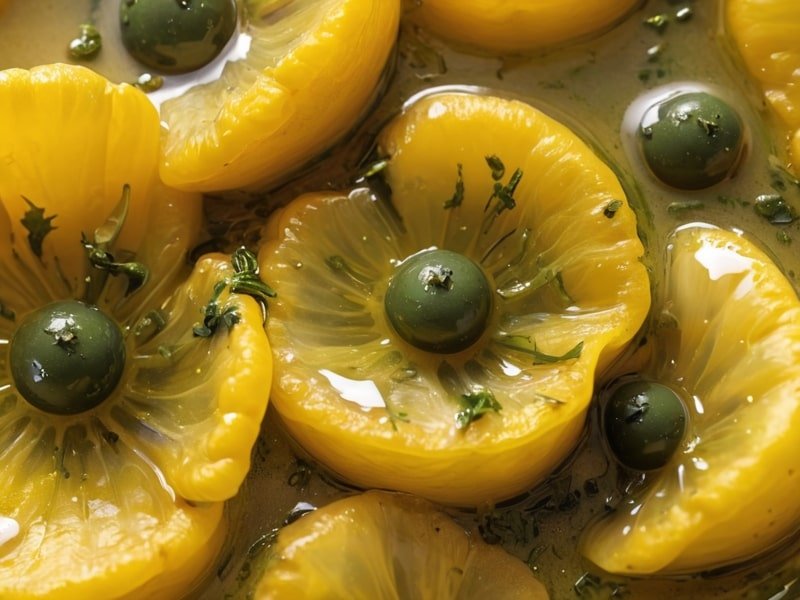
[[582, 226, 800, 575], [260, 92, 650, 506], [0, 65, 272, 598], [160, 0, 400, 192], [726, 0, 800, 171], [254, 491, 550, 599], [404, 0, 642, 53]]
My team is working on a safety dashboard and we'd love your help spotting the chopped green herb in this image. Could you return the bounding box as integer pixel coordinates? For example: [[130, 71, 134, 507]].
[[455, 389, 502, 431], [132, 309, 166, 342], [603, 199, 623, 218], [777, 230, 792, 245], [20, 197, 57, 258], [638, 69, 652, 83], [68, 23, 102, 59], [193, 280, 240, 338], [81, 185, 149, 297], [133, 73, 164, 93], [483, 167, 523, 232], [485, 155, 506, 181], [443, 163, 465, 209], [717, 194, 749, 208], [754, 193, 795, 224], [498, 335, 584, 364], [667, 200, 704, 215], [229, 247, 277, 318], [194, 248, 276, 337], [644, 14, 669, 32], [554, 272, 574, 305], [81, 233, 148, 295]]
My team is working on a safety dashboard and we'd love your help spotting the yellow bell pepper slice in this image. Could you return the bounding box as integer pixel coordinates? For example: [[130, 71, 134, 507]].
[[259, 92, 649, 506], [404, 0, 641, 53], [253, 491, 550, 599], [159, 0, 400, 192], [581, 226, 800, 575], [726, 0, 800, 171], [0, 64, 271, 598]]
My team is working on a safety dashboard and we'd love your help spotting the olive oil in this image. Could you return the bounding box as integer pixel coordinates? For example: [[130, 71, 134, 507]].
[[2, 0, 799, 598]]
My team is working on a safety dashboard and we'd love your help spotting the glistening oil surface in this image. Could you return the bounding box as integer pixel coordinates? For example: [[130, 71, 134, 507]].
[[3, 1, 800, 598]]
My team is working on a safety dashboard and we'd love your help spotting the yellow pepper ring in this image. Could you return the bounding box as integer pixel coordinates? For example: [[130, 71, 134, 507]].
[[726, 0, 800, 172], [0, 64, 272, 598], [259, 92, 650, 506], [582, 226, 800, 575], [405, 0, 642, 53], [159, 0, 400, 192]]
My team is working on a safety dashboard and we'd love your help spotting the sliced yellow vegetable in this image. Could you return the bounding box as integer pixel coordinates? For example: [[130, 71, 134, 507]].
[[254, 491, 549, 599], [581, 225, 800, 574], [160, 0, 400, 192], [0, 64, 271, 598], [404, 0, 641, 53], [259, 92, 649, 505], [726, 0, 800, 171]]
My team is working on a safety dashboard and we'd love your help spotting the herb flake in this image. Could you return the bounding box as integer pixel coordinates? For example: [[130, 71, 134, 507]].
[[603, 199, 623, 218], [498, 335, 584, 365], [443, 163, 465, 209], [455, 389, 502, 430], [20, 197, 57, 258]]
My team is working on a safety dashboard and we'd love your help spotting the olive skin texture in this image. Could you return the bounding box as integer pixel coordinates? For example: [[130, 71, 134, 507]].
[[384, 249, 492, 354], [640, 92, 744, 189], [603, 380, 687, 471], [120, 0, 238, 74], [10, 300, 126, 415]]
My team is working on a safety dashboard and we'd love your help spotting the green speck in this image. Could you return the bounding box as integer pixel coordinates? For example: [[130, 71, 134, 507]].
[[133, 73, 164, 93], [485, 155, 506, 181], [754, 194, 795, 224], [455, 389, 502, 431], [444, 163, 465, 209], [20, 197, 57, 258], [68, 23, 102, 59], [497, 335, 584, 365], [777, 230, 792, 245], [667, 200, 704, 215], [603, 199, 623, 218], [644, 14, 669, 32]]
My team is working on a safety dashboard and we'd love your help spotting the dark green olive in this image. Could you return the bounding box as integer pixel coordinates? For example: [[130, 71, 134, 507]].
[[603, 380, 687, 471], [640, 92, 744, 189], [384, 249, 492, 354], [119, 0, 238, 74], [10, 300, 126, 415]]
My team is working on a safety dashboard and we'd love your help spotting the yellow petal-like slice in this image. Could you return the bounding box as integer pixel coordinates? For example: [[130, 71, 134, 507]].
[[581, 226, 800, 574], [260, 92, 649, 505], [254, 491, 549, 599]]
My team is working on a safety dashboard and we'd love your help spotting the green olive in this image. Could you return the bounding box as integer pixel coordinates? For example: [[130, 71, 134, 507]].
[[640, 92, 744, 189], [603, 380, 687, 471], [384, 249, 492, 354], [10, 300, 126, 415], [119, 0, 238, 75]]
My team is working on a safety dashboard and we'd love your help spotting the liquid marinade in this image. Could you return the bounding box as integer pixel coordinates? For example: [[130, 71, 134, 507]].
[[1, 1, 799, 598]]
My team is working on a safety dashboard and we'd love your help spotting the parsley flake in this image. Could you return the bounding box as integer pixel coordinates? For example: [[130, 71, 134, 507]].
[[603, 200, 623, 218], [443, 163, 465, 209], [455, 389, 502, 431], [20, 197, 57, 258], [498, 335, 584, 365]]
